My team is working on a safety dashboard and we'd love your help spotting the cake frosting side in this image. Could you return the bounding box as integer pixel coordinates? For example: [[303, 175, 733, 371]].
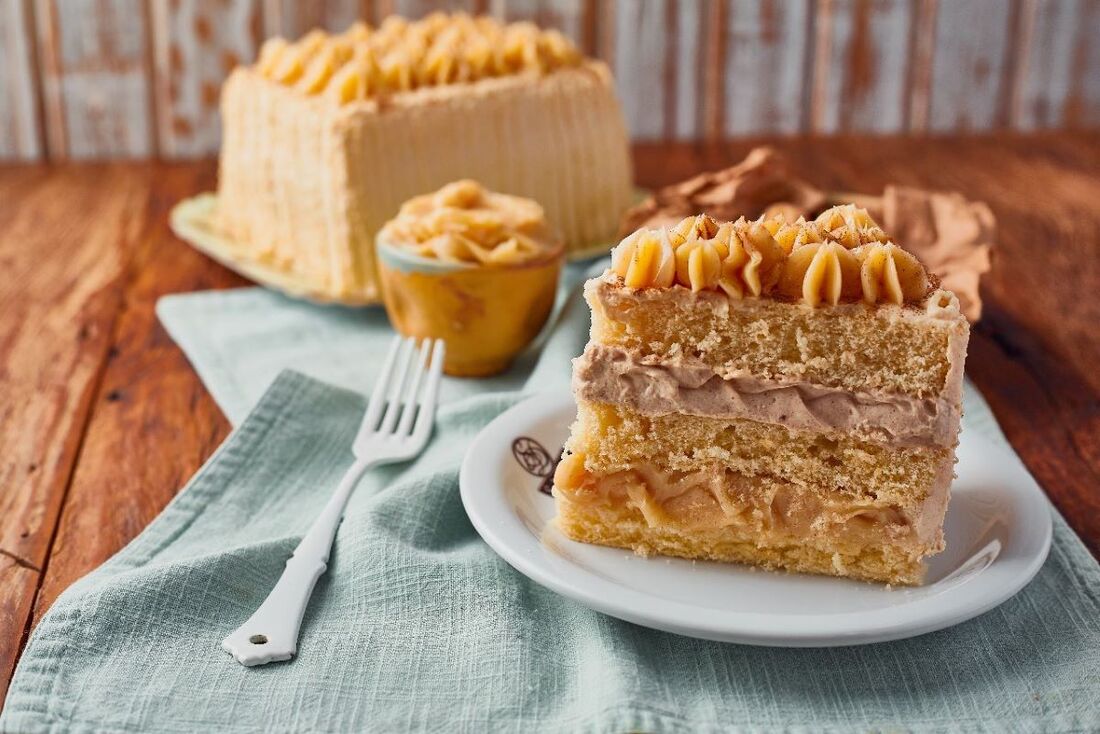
[[216, 15, 633, 301]]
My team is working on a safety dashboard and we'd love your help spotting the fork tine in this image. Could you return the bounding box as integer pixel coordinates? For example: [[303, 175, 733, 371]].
[[396, 339, 432, 436], [361, 336, 404, 431], [377, 337, 417, 434], [412, 339, 445, 442]]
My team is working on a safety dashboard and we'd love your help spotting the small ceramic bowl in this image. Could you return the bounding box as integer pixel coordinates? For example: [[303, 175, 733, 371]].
[[376, 240, 564, 377]]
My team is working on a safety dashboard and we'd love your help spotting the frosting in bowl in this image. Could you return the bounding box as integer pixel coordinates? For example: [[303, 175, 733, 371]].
[[375, 179, 564, 376], [377, 179, 562, 267]]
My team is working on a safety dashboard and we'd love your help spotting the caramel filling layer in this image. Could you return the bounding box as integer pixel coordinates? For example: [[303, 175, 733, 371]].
[[554, 456, 944, 556], [573, 344, 960, 448]]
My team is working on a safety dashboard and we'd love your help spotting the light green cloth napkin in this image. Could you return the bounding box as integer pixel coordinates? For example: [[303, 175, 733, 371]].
[[4, 266, 1099, 733]]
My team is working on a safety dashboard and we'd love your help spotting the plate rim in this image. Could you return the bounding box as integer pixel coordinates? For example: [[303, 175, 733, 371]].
[[459, 389, 1053, 647], [169, 193, 383, 307], [169, 192, 638, 304]]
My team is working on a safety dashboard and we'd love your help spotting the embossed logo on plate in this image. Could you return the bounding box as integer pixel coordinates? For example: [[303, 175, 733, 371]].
[[511, 437, 562, 495]]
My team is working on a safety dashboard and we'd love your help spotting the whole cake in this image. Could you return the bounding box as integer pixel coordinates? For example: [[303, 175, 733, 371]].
[[217, 13, 633, 301], [553, 206, 969, 585]]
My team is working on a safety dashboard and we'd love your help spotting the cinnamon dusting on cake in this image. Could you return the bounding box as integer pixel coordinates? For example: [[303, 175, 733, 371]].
[[610, 205, 935, 307]]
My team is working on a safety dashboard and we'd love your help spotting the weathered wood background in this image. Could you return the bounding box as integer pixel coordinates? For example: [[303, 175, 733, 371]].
[[1, 0, 1099, 161]]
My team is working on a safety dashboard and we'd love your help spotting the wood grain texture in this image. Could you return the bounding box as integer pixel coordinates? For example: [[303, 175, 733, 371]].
[[3, 0, 1100, 161], [1013, 0, 1100, 130], [905, 0, 935, 132], [377, 0, 482, 18], [151, 0, 263, 158], [0, 0, 42, 160], [32, 164, 244, 625], [0, 556, 37, 704], [702, 0, 727, 140], [1062, 0, 1100, 128], [488, 0, 585, 43], [612, 0, 668, 140], [0, 164, 149, 700], [811, 0, 913, 134], [602, 0, 708, 141], [925, 0, 1019, 131], [722, 0, 814, 136], [2, 135, 1100, 703], [264, 0, 371, 36], [34, 0, 155, 159], [668, 0, 708, 140]]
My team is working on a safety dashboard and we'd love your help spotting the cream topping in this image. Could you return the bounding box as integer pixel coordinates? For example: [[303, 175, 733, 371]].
[[255, 13, 583, 103], [377, 180, 561, 265], [610, 206, 934, 307], [881, 185, 993, 322], [573, 344, 962, 448], [618, 146, 993, 321]]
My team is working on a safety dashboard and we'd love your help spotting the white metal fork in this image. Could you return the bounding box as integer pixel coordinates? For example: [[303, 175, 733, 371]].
[[222, 336, 445, 666]]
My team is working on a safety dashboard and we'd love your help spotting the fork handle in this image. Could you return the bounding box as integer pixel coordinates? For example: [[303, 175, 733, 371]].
[[222, 458, 374, 666]]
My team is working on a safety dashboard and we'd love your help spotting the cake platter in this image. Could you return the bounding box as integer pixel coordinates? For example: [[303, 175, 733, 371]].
[[459, 390, 1053, 647], [169, 194, 381, 306], [169, 191, 644, 306]]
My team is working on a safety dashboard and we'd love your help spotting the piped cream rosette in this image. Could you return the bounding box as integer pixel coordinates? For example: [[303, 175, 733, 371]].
[[610, 204, 936, 308], [379, 179, 558, 266], [376, 180, 564, 377], [255, 13, 583, 104]]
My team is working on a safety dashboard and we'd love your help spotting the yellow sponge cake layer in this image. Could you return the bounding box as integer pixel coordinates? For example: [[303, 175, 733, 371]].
[[586, 273, 967, 399], [553, 454, 942, 586], [567, 400, 953, 511], [554, 398, 952, 585]]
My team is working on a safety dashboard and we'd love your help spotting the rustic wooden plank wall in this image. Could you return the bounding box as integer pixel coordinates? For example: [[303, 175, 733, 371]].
[[150, 0, 263, 158], [810, 0, 913, 134], [0, 0, 42, 160], [1013, 0, 1100, 129], [925, 0, 1018, 131], [2, 0, 1099, 161], [35, 0, 156, 159]]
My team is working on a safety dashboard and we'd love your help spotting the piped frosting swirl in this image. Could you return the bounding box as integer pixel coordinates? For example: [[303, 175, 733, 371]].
[[377, 179, 561, 266], [611, 214, 786, 297], [255, 13, 583, 103], [610, 205, 934, 307]]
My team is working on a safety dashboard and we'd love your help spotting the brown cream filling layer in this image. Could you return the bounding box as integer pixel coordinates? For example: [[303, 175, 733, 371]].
[[573, 344, 961, 448]]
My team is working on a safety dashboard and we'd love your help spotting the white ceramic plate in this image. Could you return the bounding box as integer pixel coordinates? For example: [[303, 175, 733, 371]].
[[459, 390, 1053, 647]]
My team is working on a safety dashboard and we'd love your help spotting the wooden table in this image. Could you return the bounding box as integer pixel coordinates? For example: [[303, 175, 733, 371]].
[[2, 135, 1098, 701]]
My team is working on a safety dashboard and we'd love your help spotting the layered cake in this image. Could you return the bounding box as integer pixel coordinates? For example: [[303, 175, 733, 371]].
[[218, 13, 633, 301], [553, 206, 969, 585]]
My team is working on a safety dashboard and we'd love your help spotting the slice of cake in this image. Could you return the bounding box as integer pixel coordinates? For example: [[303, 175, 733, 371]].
[[218, 12, 633, 302], [552, 206, 969, 585]]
